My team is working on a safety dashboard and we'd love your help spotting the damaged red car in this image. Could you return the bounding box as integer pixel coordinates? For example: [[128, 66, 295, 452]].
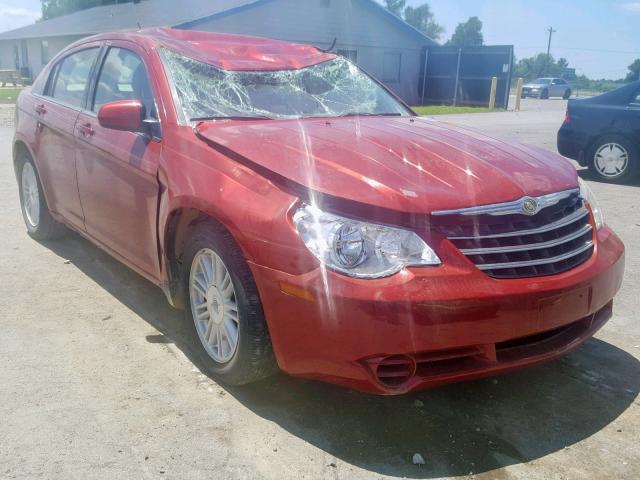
[[14, 29, 624, 394]]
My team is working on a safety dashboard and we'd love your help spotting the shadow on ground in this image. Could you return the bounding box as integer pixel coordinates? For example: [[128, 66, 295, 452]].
[[42, 232, 639, 478], [577, 167, 640, 186]]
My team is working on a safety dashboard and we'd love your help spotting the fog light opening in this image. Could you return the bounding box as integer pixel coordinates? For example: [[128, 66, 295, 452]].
[[375, 355, 416, 387]]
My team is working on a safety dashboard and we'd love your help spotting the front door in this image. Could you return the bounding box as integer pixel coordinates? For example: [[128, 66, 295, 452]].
[[33, 46, 100, 230], [74, 44, 162, 280]]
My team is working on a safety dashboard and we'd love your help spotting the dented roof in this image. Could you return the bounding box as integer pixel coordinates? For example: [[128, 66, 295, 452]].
[[152, 28, 334, 71]]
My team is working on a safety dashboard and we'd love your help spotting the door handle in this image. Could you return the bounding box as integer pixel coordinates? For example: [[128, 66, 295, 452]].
[[78, 122, 95, 137], [34, 104, 47, 115]]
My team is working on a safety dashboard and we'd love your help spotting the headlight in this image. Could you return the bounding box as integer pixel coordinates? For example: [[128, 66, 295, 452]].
[[292, 204, 440, 278], [579, 178, 604, 230]]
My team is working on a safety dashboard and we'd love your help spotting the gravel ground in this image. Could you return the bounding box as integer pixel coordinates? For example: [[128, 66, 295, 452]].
[[1, 98, 638, 479], [0, 105, 14, 128]]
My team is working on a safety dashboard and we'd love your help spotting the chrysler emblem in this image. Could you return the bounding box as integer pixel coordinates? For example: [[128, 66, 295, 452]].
[[522, 197, 538, 215]]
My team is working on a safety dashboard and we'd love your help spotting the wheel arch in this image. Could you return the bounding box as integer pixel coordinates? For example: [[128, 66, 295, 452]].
[[585, 131, 637, 161], [13, 139, 61, 224], [12, 139, 34, 179], [162, 205, 251, 310]]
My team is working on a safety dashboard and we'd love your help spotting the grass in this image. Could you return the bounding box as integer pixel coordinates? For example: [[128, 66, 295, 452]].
[[412, 105, 503, 115], [0, 87, 22, 104]]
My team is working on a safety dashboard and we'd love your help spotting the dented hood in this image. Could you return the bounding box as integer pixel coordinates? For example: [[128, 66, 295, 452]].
[[195, 116, 578, 214]]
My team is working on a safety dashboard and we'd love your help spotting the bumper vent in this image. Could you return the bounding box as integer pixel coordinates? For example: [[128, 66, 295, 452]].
[[433, 190, 594, 279], [373, 355, 415, 387]]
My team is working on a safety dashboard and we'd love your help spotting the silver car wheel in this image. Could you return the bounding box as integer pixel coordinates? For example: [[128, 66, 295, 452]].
[[21, 162, 40, 228], [594, 143, 629, 178], [189, 248, 240, 364]]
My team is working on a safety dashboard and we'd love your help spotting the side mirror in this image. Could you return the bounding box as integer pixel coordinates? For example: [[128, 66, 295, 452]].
[[97, 100, 145, 133]]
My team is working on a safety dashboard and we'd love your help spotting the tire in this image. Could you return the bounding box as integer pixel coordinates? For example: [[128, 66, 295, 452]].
[[563, 89, 571, 99], [539, 89, 549, 99], [17, 155, 66, 240], [587, 134, 639, 183], [182, 221, 277, 385]]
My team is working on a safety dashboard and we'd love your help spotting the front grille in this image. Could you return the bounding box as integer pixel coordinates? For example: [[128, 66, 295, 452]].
[[433, 191, 594, 279]]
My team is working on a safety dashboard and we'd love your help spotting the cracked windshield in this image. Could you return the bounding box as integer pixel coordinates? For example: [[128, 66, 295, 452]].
[[161, 50, 408, 120]]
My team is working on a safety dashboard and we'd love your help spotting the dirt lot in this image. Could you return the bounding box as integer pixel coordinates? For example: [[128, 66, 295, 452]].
[[1, 99, 638, 479]]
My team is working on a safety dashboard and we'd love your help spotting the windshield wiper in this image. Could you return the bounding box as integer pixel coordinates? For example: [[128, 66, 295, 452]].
[[338, 112, 403, 117], [190, 115, 274, 122]]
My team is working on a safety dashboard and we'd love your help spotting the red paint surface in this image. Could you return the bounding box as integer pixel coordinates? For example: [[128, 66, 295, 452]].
[[14, 29, 625, 394], [97, 100, 145, 132]]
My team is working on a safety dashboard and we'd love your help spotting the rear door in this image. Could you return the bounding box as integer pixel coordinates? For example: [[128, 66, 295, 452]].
[[32, 46, 100, 230], [627, 89, 640, 146], [74, 42, 162, 280]]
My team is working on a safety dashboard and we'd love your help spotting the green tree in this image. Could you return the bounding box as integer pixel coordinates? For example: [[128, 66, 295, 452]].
[[41, 0, 132, 20], [383, 1, 444, 41], [625, 59, 640, 82], [404, 4, 444, 40], [446, 16, 484, 47], [383, 0, 406, 17], [514, 53, 569, 80]]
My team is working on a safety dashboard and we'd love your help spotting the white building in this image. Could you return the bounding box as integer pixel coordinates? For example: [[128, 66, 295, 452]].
[[0, 0, 437, 104]]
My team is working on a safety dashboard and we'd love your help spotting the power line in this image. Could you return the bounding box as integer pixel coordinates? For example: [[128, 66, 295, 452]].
[[516, 45, 640, 55], [552, 46, 640, 55]]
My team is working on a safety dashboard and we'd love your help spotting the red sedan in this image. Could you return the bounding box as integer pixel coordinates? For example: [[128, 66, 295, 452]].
[[13, 29, 624, 394]]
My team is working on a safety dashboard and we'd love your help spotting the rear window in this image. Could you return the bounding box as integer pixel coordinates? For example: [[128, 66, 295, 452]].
[[49, 48, 99, 108]]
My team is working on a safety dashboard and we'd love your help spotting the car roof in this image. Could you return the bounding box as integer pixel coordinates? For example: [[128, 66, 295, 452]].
[[76, 27, 335, 71]]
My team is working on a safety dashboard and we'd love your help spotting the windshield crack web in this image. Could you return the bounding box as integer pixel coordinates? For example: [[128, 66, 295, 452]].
[[162, 49, 391, 120]]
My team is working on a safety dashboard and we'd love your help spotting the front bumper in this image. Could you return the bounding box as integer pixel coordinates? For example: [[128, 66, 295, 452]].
[[521, 89, 541, 97], [250, 226, 624, 394]]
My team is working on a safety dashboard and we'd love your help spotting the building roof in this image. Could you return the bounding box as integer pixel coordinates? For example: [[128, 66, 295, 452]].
[[0, 0, 435, 45], [0, 0, 265, 40]]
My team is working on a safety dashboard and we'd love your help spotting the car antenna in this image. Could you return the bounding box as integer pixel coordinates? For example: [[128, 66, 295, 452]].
[[316, 37, 336, 53]]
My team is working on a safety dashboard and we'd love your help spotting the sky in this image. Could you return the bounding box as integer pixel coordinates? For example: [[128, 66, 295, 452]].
[[1, 0, 639, 79]]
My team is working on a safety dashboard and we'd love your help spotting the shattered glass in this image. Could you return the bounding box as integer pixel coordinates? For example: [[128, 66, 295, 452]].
[[160, 49, 409, 121]]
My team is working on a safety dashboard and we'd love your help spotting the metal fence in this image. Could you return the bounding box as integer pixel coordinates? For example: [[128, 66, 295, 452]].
[[418, 45, 514, 109]]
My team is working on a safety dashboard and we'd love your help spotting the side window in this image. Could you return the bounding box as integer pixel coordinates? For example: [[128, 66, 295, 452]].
[[93, 47, 157, 118], [50, 48, 99, 108], [43, 62, 60, 96]]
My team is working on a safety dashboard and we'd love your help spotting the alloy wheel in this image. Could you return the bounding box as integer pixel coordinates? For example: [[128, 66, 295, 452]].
[[21, 162, 40, 228], [189, 248, 240, 364]]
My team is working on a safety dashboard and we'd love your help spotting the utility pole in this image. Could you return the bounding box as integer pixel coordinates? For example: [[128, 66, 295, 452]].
[[546, 27, 556, 57], [546, 27, 556, 76]]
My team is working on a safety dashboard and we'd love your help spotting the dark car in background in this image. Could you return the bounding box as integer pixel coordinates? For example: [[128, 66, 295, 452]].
[[558, 81, 640, 183], [522, 78, 572, 99]]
